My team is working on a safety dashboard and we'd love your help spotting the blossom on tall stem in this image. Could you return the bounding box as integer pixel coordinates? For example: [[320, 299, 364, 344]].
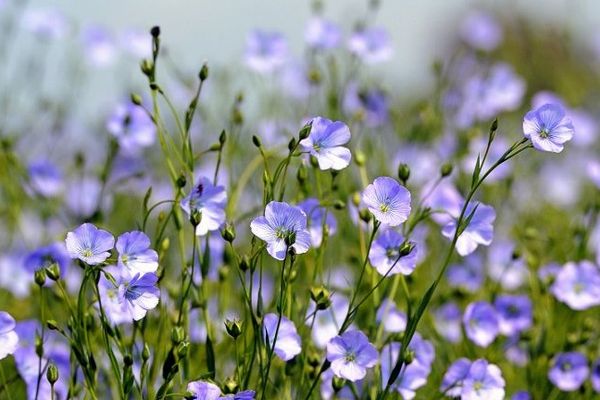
[[463, 301, 499, 347], [116, 231, 159, 274], [326, 330, 378, 382], [369, 229, 418, 276], [299, 117, 352, 171], [442, 202, 495, 256], [106, 101, 156, 155], [180, 177, 227, 236], [305, 18, 341, 50], [523, 103, 575, 153], [65, 223, 114, 265], [348, 27, 392, 64], [250, 201, 311, 260], [262, 313, 301, 361], [550, 261, 600, 310], [362, 177, 411, 226], [98, 266, 159, 323], [244, 30, 288, 73]]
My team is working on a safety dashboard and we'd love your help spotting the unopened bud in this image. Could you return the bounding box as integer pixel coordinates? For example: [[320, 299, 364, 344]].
[[332, 376, 345, 392], [190, 209, 202, 227], [333, 200, 345, 210], [355, 151, 366, 167], [288, 137, 297, 152], [199, 63, 209, 81], [399, 241, 416, 257], [46, 320, 59, 331], [130, 93, 143, 106], [397, 163, 410, 184], [142, 344, 151, 361], [239, 255, 250, 272], [34, 269, 46, 286], [252, 135, 262, 148], [46, 363, 59, 385], [440, 162, 453, 178], [223, 376, 239, 394], [219, 130, 227, 146], [224, 319, 243, 339], [46, 262, 60, 281], [297, 162, 308, 184], [358, 209, 372, 223], [171, 326, 185, 344], [222, 222, 236, 243], [176, 174, 187, 188], [299, 122, 312, 140], [310, 286, 332, 310], [150, 26, 161, 38]]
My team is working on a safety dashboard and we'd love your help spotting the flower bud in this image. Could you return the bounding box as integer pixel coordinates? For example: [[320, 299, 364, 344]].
[[46, 262, 60, 281], [190, 209, 202, 227], [354, 150, 366, 167], [404, 349, 415, 364], [223, 376, 239, 394], [224, 319, 243, 339], [35, 335, 44, 358], [142, 344, 151, 361], [130, 93, 143, 106], [140, 59, 153, 77], [47, 320, 59, 331], [288, 138, 297, 152], [171, 326, 185, 344], [333, 200, 345, 210], [299, 121, 312, 140], [34, 269, 46, 286], [440, 162, 453, 178], [176, 174, 187, 188], [219, 266, 230, 281], [177, 341, 189, 358], [309, 155, 319, 168], [150, 26, 161, 38], [297, 162, 308, 184], [358, 209, 372, 223], [219, 129, 227, 146], [252, 135, 262, 148], [221, 222, 236, 243], [352, 192, 361, 207], [332, 376, 345, 392], [123, 353, 134, 366], [397, 163, 410, 184], [310, 286, 332, 310], [46, 363, 59, 385], [239, 255, 250, 272], [284, 231, 296, 247], [199, 63, 209, 81]]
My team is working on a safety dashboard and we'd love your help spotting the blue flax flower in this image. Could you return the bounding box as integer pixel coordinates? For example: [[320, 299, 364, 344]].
[[494, 294, 532, 336], [326, 330, 378, 382], [244, 30, 287, 73], [369, 229, 418, 276], [442, 202, 495, 256], [463, 301, 499, 347], [348, 27, 392, 64], [298, 198, 337, 247], [461, 359, 506, 400], [300, 117, 352, 171], [548, 352, 589, 392], [181, 177, 227, 236], [362, 177, 411, 226], [250, 201, 311, 260], [551, 261, 600, 310], [116, 231, 159, 274], [65, 223, 114, 265], [523, 103, 574, 153], [263, 313, 302, 361]]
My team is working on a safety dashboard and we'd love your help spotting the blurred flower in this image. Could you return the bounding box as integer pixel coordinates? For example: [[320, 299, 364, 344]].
[[305, 18, 341, 50], [180, 177, 227, 236], [320, 369, 355, 399], [309, 293, 349, 348], [250, 201, 311, 260], [106, 101, 156, 155], [0, 251, 31, 298], [343, 83, 389, 127], [362, 177, 411, 226], [433, 302, 462, 343], [298, 198, 337, 247], [348, 27, 392, 64], [442, 202, 495, 256], [463, 301, 499, 347], [27, 160, 63, 197], [327, 330, 378, 381], [447, 253, 484, 293], [548, 352, 589, 391], [263, 313, 301, 361], [460, 10, 503, 51], [504, 335, 529, 367], [244, 30, 288, 73], [494, 294, 532, 336], [24, 242, 70, 274], [21, 8, 68, 39], [523, 103, 574, 153], [65, 223, 114, 265], [461, 359, 505, 400], [587, 159, 600, 189], [487, 240, 528, 290], [116, 231, 159, 274], [81, 25, 116, 67], [551, 261, 600, 310], [0, 311, 18, 360], [376, 299, 407, 333], [99, 266, 159, 323], [380, 342, 429, 399], [569, 109, 597, 147], [120, 28, 152, 58], [369, 229, 418, 276], [423, 180, 463, 226], [66, 176, 108, 218], [219, 391, 256, 399], [299, 117, 352, 171]]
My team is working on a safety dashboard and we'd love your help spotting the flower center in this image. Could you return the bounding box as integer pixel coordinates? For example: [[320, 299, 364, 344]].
[[539, 128, 550, 139], [573, 283, 584, 294], [82, 248, 93, 258], [562, 362, 572, 372], [345, 351, 356, 363], [275, 227, 289, 239], [379, 203, 390, 213], [473, 381, 483, 391]]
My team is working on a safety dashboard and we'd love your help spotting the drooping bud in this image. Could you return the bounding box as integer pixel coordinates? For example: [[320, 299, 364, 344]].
[[440, 162, 453, 178], [252, 135, 262, 148]]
